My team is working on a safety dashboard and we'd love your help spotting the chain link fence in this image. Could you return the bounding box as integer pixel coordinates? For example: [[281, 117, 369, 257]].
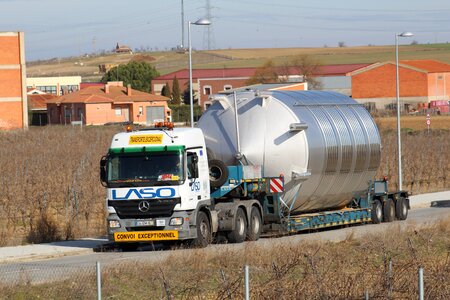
[[0, 258, 443, 299]]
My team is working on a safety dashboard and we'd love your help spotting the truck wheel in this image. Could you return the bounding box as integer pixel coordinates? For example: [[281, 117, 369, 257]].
[[116, 242, 138, 252], [395, 197, 408, 220], [227, 208, 247, 243], [371, 200, 382, 224], [192, 211, 211, 248], [209, 159, 229, 188], [383, 198, 395, 222], [247, 207, 262, 241]]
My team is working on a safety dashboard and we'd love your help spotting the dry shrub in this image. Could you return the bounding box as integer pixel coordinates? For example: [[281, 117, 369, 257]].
[[0, 126, 118, 246], [377, 129, 450, 193], [26, 211, 61, 243]]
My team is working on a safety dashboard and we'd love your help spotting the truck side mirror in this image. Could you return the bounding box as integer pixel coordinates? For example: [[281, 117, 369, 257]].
[[192, 154, 199, 178], [188, 152, 199, 179], [100, 156, 107, 187]]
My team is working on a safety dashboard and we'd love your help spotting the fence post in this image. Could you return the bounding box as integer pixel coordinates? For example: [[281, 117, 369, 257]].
[[244, 265, 250, 300], [418, 266, 424, 300], [388, 258, 393, 299], [220, 269, 232, 300], [97, 261, 102, 300]]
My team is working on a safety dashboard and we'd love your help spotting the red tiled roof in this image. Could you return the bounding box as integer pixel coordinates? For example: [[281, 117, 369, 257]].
[[400, 60, 450, 73], [46, 85, 168, 104], [28, 94, 57, 110], [313, 64, 371, 76], [80, 82, 104, 89], [154, 64, 371, 80]]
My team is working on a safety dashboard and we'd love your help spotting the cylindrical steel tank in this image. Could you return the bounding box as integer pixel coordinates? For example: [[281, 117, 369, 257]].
[[197, 90, 381, 213]]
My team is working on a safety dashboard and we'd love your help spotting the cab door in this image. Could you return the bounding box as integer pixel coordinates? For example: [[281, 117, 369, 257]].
[[187, 151, 202, 202]]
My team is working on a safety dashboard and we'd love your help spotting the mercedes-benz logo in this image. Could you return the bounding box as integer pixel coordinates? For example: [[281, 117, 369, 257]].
[[138, 201, 150, 212]]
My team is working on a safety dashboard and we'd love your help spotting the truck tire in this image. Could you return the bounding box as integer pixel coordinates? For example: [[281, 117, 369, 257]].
[[247, 207, 262, 241], [395, 196, 408, 220], [383, 198, 395, 222], [192, 211, 211, 248], [116, 242, 138, 252], [209, 159, 229, 188], [227, 208, 247, 243], [371, 200, 382, 224]]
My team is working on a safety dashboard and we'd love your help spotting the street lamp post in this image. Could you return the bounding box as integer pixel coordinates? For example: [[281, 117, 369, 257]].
[[395, 31, 413, 191], [188, 18, 211, 128]]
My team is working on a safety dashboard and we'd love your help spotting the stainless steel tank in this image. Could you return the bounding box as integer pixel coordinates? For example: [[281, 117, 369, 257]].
[[197, 90, 381, 213]]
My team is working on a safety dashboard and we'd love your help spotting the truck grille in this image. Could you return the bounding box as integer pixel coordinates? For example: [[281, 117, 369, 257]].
[[108, 198, 181, 219]]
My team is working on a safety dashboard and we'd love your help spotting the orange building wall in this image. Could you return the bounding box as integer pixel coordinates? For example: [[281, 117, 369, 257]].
[[0, 32, 26, 129], [351, 64, 428, 99], [85, 103, 125, 125], [0, 102, 22, 129], [0, 69, 22, 97], [0, 36, 20, 65], [427, 73, 450, 101], [271, 83, 307, 91]]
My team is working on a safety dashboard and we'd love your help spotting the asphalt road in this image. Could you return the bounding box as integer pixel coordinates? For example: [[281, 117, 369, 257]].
[[0, 205, 449, 285]]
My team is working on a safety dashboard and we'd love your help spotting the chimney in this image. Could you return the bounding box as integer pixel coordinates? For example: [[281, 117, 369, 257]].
[[127, 84, 132, 96], [105, 83, 110, 94]]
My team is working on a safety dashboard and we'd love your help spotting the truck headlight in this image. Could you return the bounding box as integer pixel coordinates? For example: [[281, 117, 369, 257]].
[[109, 220, 121, 228], [169, 217, 183, 226]]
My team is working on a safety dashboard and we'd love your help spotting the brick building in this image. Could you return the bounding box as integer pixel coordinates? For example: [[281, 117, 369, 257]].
[[152, 64, 369, 110], [0, 32, 27, 129], [348, 59, 450, 110], [47, 82, 171, 126]]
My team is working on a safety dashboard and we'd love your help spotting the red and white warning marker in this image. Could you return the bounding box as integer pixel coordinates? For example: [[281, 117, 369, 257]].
[[270, 178, 284, 193]]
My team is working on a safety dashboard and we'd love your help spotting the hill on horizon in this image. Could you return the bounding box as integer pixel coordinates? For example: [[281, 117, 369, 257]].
[[26, 43, 450, 82]]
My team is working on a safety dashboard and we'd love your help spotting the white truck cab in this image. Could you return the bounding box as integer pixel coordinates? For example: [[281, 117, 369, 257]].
[[100, 124, 216, 246]]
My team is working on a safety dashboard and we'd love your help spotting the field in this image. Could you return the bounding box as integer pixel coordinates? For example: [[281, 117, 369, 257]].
[[0, 116, 448, 247], [375, 115, 450, 131], [26, 43, 450, 81]]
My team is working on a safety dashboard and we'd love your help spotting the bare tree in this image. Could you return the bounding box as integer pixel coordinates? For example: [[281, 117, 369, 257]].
[[288, 54, 323, 90], [246, 60, 279, 85]]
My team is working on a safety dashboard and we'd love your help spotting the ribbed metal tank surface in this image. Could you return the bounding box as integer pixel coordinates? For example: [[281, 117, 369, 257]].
[[198, 90, 381, 213]]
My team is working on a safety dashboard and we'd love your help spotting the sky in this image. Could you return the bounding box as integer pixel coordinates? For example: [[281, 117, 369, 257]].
[[1, 0, 450, 61]]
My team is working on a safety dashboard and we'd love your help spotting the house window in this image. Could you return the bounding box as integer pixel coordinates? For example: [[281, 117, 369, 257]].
[[115, 107, 122, 116], [37, 85, 57, 94], [77, 108, 82, 118], [60, 85, 79, 95], [203, 85, 212, 95], [224, 84, 232, 91], [139, 106, 143, 115]]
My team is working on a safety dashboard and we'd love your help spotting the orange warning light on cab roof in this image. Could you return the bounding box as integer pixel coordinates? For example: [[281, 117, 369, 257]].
[[155, 122, 174, 130]]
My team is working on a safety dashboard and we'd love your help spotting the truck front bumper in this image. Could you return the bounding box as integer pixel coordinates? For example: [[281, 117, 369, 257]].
[[107, 210, 197, 243]]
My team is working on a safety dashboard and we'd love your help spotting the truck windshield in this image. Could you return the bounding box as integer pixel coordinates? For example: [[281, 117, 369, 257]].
[[107, 151, 184, 187]]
